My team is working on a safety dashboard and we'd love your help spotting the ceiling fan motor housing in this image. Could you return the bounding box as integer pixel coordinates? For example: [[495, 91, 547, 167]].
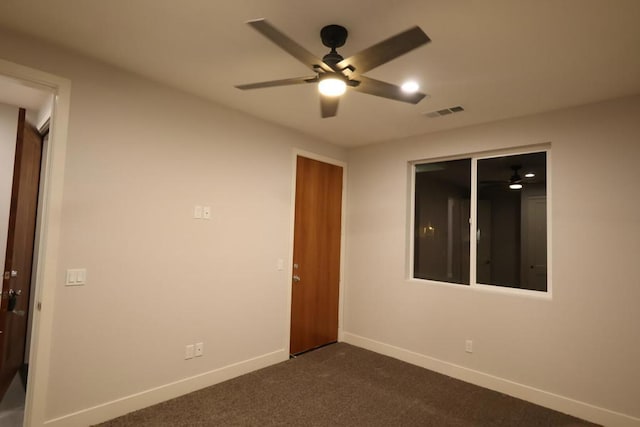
[[321, 25, 348, 49], [510, 165, 522, 183], [321, 25, 348, 68]]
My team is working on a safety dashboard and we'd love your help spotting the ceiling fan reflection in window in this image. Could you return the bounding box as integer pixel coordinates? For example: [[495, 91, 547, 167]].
[[235, 19, 431, 118], [480, 165, 533, 190]]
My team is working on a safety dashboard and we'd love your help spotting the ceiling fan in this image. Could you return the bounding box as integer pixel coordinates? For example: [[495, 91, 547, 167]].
[[480, 165, 526, 190], [508, 165, 523, 189], [235, 19, 431, 118]]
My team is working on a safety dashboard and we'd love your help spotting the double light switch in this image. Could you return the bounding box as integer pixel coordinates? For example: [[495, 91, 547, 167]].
[[66, 269, 87, 286]]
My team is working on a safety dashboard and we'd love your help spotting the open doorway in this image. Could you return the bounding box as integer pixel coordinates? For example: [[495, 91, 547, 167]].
[[0, 59, 70, 427], [0, 74, 53, 427]]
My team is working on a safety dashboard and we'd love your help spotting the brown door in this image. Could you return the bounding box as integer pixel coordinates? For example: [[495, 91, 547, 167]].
[[0, 109, 42, 399], [290, 156, 343, 355]]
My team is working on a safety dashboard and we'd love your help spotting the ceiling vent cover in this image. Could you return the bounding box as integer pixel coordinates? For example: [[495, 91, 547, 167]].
[[424, 105, 465, 118]]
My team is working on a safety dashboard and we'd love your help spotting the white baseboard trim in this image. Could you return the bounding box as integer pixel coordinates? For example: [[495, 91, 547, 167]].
[[342, 332, 640, 427], [44, 349, 288, 427]]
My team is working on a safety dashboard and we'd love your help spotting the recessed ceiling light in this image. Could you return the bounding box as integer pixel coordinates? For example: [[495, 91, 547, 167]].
[[509, 183, 523, 190], [524, 173, 535, 178], [401, 81, 420, 93]]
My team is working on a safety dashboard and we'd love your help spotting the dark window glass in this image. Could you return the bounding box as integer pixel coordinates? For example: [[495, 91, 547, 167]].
[[476, 152, 547, 291], [414, 159, 471, 284]]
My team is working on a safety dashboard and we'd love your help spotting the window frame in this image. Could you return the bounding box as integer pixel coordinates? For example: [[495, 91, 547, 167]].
[[408, 145, 552, 298]]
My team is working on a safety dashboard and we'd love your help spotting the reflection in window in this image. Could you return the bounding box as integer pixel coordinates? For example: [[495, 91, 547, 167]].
[[413, 151, 548, 292], [477, 152, 547, 291], [414, 159, 470, 284]]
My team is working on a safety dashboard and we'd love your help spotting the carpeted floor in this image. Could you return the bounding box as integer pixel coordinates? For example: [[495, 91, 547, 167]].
[[97, 343, 598, 426]]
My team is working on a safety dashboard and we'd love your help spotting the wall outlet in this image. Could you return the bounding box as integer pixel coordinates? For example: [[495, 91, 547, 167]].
[[185, 344, 194, 359], [195, 342, 204, 357], [465, 340, 473, 353]]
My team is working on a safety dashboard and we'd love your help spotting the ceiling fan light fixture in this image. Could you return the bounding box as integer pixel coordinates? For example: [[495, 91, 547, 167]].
[[401, 81, 420, 93], [525, 172, 535, 178], [509, 183, 523, 190], [318, 74, 347, 97]]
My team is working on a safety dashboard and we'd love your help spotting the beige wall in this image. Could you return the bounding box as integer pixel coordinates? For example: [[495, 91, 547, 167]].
[[0, 102, 18, 269], [0, 29, 345, 422], [2, 26, 639, 426], [344, 95, 640, 421]]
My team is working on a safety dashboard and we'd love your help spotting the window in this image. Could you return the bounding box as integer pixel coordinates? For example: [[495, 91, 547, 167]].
[[413, 150, 548, 292], [414, 159, 471, 284]]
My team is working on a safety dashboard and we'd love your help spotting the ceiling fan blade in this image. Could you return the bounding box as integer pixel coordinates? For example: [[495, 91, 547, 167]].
[[235, 76, 317, 90], [320, 95, 339, 118], [247, 19, 332, 73], [337, 26, 430, 75], [352, 76, 426, 104]]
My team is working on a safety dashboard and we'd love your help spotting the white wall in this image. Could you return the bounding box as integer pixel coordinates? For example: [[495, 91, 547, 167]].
[[0, 29, 346, 424], [0, 102, 18, 270], [344, 95, 640, 424], [2, 25, 638, 427]]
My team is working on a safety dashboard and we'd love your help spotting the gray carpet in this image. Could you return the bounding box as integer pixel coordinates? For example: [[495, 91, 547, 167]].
[[98, 343, 598, 426]]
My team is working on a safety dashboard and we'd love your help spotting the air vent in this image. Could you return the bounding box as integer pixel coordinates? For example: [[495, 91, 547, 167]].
[[424, 105, 465, 118]]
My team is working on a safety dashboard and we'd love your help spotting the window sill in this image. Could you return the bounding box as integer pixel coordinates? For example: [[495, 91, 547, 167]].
[[406, 278, 552, 300]]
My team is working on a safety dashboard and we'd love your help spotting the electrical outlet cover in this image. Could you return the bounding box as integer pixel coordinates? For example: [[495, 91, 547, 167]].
[[195, 342, 204, 357], [465, 340, 473, 353]]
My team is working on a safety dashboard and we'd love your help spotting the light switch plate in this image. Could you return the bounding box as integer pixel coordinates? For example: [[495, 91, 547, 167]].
[[193, 205, 203, 219], [202, 206, 211, 220], [65, 269, 87, 286]]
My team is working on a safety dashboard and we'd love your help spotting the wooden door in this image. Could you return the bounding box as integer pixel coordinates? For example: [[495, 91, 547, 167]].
[[0, 109, 42, 399], [290, 156, 343, 355]]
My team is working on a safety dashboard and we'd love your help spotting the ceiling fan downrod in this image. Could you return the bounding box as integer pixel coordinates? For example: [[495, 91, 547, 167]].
[[320, 25, 348, 68]]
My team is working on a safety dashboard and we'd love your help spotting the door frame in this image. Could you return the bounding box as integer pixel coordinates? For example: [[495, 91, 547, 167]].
[[0, 58, 71, 427], [285, 149, 347, 354]]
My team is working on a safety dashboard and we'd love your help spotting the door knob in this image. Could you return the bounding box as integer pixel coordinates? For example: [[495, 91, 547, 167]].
[[292, 275, 301, 282]]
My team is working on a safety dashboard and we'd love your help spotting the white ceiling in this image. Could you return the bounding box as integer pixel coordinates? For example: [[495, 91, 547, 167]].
[[1, 0, 639, 147]]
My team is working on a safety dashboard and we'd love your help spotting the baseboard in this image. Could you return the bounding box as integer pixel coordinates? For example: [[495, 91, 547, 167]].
[[342, 332, 640, 427], [44, 349, 288, 427]]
